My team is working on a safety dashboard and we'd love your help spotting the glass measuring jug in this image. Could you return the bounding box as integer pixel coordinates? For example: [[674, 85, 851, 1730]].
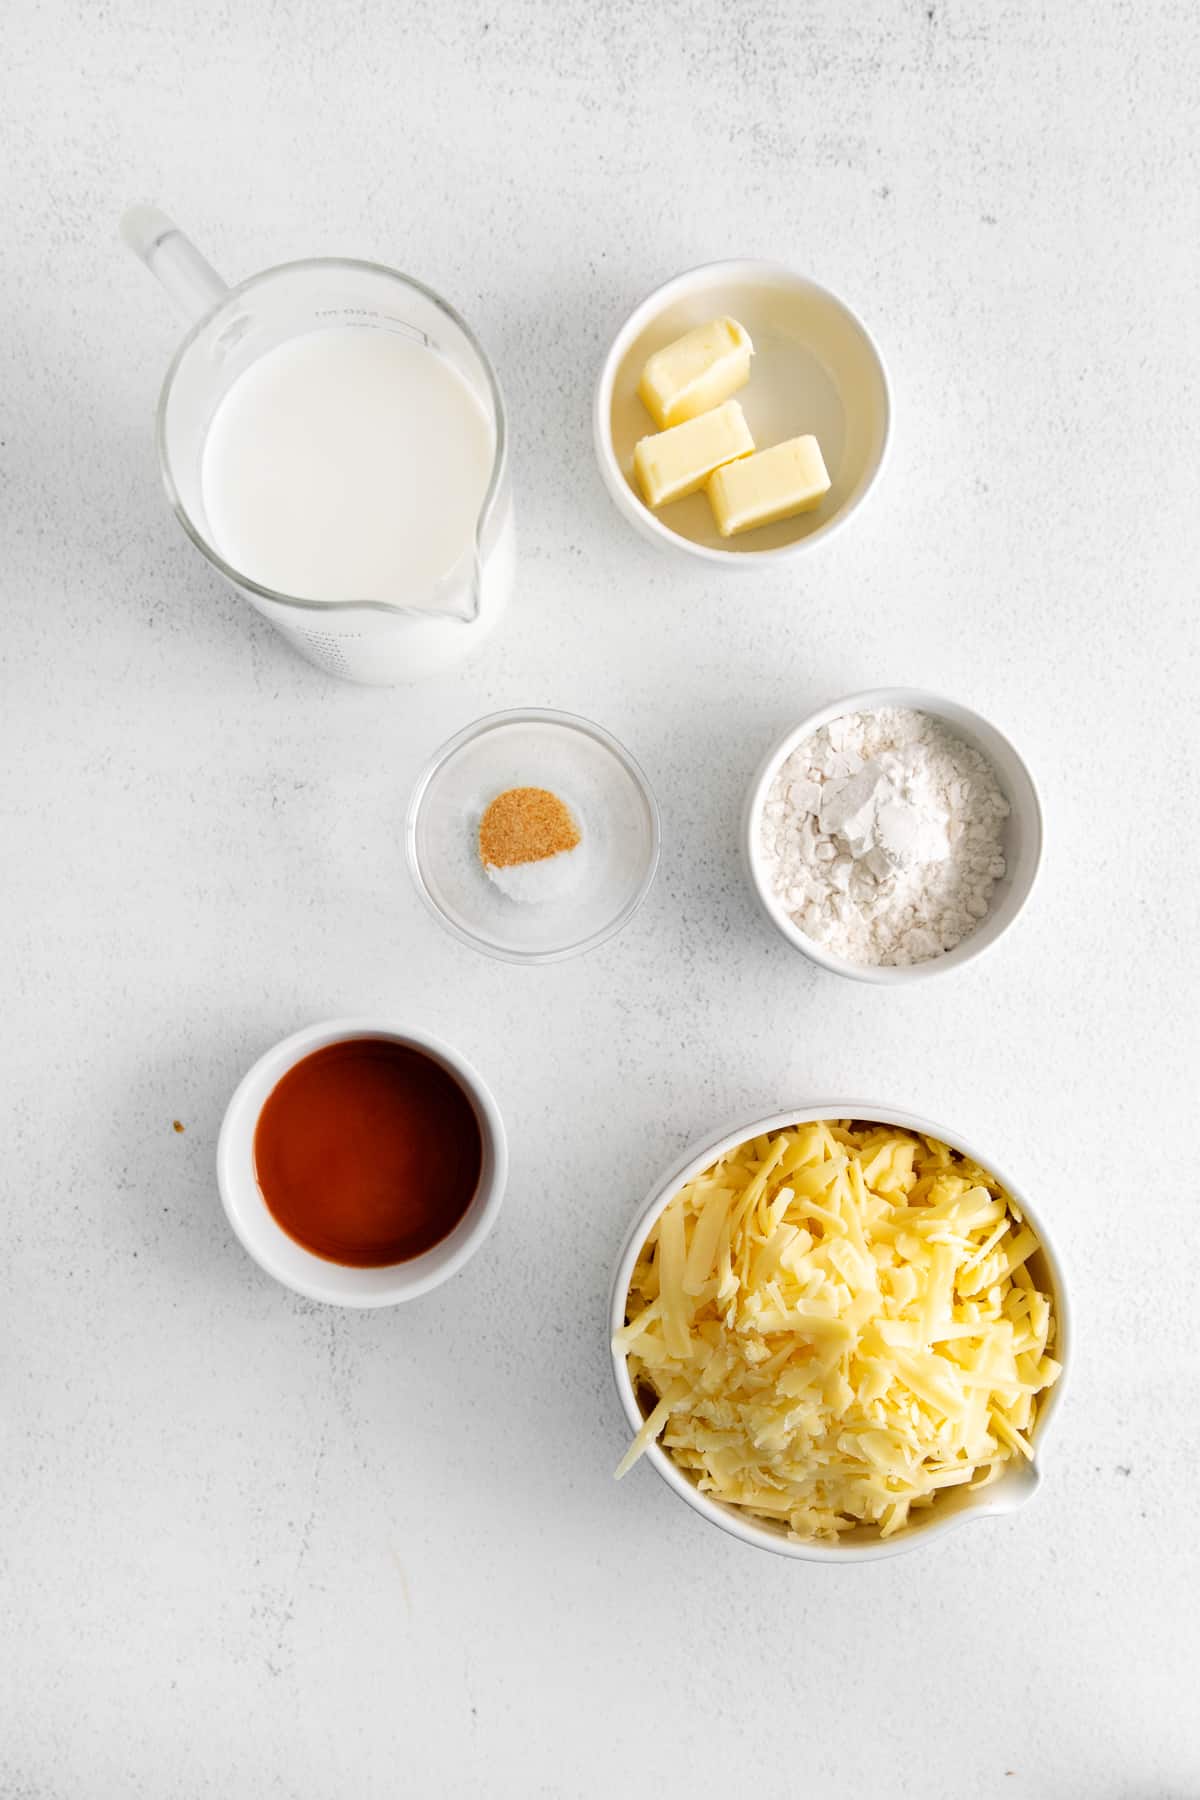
[[122, 207, 514, 685]]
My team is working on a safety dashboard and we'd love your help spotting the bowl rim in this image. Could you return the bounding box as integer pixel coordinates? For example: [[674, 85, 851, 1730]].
[[609, 1102, 1071, 1563], [405, 706, 662, 964], [593, 257, 892, 566], [742, 687, 1045, 984], [216, 1017, 508, 1306]]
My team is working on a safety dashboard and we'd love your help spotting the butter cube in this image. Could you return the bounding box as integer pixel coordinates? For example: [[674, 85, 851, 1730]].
[[706, 434, 831, 536], [638, 317, 754, 429], [634, 401, 755, 509]]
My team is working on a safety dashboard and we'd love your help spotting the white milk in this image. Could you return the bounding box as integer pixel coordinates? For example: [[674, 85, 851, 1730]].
[[200, 326, 494, 604]]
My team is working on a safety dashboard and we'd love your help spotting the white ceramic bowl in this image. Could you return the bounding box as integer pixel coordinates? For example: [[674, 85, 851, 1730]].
[[594, 260, 890, 563], [610, 1105, 1071, 1563], [743, 688, 1043, 983], [217, 1019, 507, 1306]]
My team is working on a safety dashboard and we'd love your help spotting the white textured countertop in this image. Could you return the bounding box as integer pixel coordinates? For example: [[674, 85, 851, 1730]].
[[3, 3, 1199, 1795]]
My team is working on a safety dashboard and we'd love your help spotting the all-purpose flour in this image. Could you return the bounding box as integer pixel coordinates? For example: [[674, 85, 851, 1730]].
[[760, 709, 1010, 966]]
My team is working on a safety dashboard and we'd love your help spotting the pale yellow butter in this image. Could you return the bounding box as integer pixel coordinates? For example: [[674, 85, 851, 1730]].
[[706, 434, 831, 536], [633, 400, 755, 509], [638, 317, 754, 429]]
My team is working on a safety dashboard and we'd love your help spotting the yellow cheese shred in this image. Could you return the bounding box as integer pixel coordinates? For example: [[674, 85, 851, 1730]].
[[614, 1122, 1060, 1542]]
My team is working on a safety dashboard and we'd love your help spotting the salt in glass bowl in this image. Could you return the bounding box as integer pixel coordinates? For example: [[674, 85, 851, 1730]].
[[406, 708, 661, 963]]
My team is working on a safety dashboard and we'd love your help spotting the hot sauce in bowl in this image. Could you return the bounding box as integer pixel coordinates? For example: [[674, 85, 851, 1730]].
[[252, 1038, 483, 1267]]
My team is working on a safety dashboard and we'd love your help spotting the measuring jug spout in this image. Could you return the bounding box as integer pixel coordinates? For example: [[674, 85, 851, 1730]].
[[436, 554, 482, 625], [121, 206, 229, 323]]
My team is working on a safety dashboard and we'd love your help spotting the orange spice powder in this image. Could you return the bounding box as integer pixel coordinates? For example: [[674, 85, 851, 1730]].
[[478, 787, 581, 869]]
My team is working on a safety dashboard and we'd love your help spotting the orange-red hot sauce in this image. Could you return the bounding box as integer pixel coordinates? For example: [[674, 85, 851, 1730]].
[[253, 1038, 483, 1267]]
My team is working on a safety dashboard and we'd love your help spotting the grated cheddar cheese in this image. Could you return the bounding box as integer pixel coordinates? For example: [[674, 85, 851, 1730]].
[[614, 1121, 1060, 1542]]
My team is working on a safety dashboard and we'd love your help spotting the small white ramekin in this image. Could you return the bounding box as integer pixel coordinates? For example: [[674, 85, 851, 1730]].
[[743, 688, 1044, 984], [594, 259, 891, 565], [216, 1018, 507, 1306], [610, 1105, 1071, 1563]]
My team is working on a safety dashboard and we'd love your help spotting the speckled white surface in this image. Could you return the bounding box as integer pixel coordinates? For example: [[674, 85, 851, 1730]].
[[3, 3, 1199, 1796]]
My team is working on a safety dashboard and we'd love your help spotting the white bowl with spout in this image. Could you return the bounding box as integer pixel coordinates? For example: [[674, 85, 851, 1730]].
[[610, 1104, 1070, 1562]]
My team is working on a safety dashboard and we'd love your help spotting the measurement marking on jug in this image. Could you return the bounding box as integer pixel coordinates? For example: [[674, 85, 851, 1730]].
[[313, 307, 432, 347]]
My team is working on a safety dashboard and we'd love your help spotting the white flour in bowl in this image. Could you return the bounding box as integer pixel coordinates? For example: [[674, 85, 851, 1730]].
[[760, 708, 1010, 966]]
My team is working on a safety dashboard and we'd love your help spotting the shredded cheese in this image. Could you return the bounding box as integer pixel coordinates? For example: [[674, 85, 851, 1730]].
[[614, 1121, 1060, 1542]]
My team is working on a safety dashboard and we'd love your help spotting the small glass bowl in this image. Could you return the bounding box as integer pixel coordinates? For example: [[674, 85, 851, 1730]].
[[406, 708, 661, 963]]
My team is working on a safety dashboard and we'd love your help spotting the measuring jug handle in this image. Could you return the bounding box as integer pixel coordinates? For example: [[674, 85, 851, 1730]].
[[120, 206, 229, 323]]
